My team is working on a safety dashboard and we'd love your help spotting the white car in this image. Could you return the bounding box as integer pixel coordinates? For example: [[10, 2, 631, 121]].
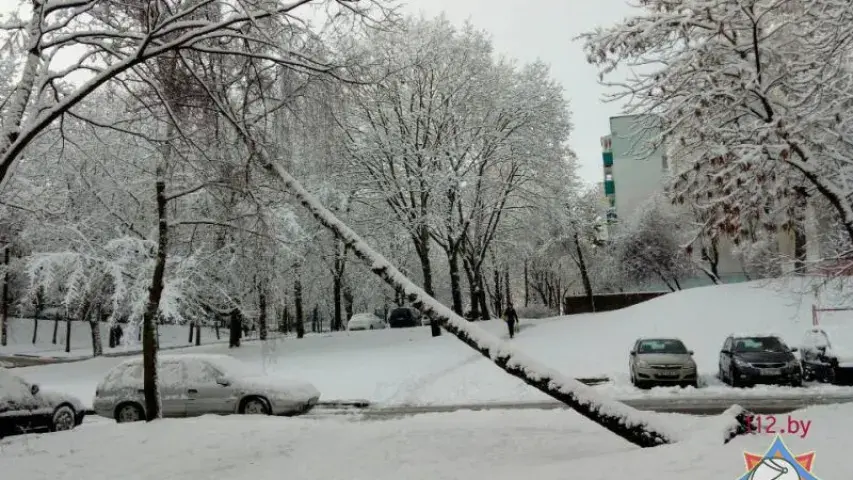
[[93, 354, 320, 422], [0, 367, 86, 437], [347, 313, 386, 331]]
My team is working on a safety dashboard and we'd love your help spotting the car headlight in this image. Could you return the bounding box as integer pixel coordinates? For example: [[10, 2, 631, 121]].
[[734, 358, 752, 368], [636, 359, 649, 368], [685, 361, 696, 370]]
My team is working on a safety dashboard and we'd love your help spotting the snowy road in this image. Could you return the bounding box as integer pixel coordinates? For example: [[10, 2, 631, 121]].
[[308, 394, 853, 418]]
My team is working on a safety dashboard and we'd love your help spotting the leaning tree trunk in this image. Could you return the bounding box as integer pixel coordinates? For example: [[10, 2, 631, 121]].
[[194, 322, 200, 346], [141, 172, 169, 422], [264, 159, 752, 448], [413, 228, 440, 337], [574, 232, 595, 312], [52, 316, 58, 344]]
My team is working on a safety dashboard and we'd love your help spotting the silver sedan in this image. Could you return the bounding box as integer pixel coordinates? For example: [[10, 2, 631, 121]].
[[93, 354, 320, 422]]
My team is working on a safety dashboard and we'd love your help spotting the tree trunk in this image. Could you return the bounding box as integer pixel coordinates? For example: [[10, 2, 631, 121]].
[[188, 322, 194, 343], [463, 259, 479, 320], [413, 228, 441, 337], [447, 250, 464, 315], [333, 274, 342, 331], [504, 269, 512, 306], [264, 160, 752, 448], [258, 284, 268, 341], [476, 272, 490, 320], [343, 285, 354, 325], [214, 320, 220, 340], [194, 322, 200, 346], [89, 316, 103, 357], [229, 309, 241, 348], [492, 266, 503, 318], [294, 275, 304, 339], [0, 245, 8, 347], [523, 259, 529, 307], [573, 232, 595, 312], [64, 315, 72, 353], [31, 309, 39, 344], [141, 173, 169, 421], [52, 316, 58, 344]]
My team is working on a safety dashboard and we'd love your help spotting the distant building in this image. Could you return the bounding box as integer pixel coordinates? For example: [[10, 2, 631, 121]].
[[600, 114, 749, 288]]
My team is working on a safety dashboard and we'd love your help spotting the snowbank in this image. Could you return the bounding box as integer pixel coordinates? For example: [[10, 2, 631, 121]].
[[14, 278, 853, 407], [0, 404, 846, 479]]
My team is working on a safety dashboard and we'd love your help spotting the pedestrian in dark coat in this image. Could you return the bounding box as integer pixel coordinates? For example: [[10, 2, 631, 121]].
[[505, 303, 519, 338]]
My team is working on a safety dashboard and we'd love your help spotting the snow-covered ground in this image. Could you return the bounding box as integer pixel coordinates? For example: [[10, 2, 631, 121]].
[[12, 278, 853, 408], [0, 404, 845, 480], [0, 317, 223, 358]]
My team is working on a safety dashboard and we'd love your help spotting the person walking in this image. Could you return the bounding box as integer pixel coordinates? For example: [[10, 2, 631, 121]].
[[505, 303, 519, 339]]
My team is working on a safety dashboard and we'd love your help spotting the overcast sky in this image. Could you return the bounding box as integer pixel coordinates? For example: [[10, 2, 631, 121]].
[[403, 0, 635, 185], [0, 0, 635, 185]]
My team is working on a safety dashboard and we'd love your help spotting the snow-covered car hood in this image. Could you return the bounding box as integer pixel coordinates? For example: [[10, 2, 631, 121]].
[[37, 388, 86, 412], [234, 376, 320, 402]]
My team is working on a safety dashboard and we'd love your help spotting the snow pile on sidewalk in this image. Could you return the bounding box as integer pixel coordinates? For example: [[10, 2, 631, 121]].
[[0, 405, 846, 480]]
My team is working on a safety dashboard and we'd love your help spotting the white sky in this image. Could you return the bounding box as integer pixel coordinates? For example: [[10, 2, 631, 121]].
[[402, 0, 634, 185], [0, 0, 634, 184]]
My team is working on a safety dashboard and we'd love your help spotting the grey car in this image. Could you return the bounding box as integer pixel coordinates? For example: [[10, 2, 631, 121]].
[[629, 338, 698, 388], [93, 354, 320, 422]]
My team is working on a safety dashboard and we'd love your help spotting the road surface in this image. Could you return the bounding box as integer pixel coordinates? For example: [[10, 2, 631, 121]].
[[310, 395, 853, 418]]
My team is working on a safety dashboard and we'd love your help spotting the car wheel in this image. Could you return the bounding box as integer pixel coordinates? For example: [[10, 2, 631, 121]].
[[240, 396, 271, 415], [51, 405, 76, 432], [115, 402, 145, 423], [729, 367, 742, 388]]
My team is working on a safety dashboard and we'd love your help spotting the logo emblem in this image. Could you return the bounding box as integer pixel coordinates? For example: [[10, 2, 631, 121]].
[[739, 435, 819, 480]]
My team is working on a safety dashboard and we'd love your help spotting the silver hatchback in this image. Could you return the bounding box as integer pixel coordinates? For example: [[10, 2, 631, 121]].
[[629, 338, 698, 388], [93, 354, 320, 422]]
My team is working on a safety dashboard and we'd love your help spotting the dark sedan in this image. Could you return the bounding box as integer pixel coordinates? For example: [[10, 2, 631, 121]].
[[0, 367, 86, 438], [718, 335, 802, 387]]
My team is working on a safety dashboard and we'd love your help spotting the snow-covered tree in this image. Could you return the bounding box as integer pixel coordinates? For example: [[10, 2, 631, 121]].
[[581, 0, 853, 264]]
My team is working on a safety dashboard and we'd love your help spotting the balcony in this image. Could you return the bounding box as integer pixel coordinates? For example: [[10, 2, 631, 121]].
[[604, 179, 615, 195], [602, 152, 613, 167]]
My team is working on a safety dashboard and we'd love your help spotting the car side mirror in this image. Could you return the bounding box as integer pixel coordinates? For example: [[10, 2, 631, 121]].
[[216, 377, 230, 387], [687, 350, 694, 355], [720, 349, 730, 355], [30, 384, 39, 395], [789, 347, 798, 353], [629, 351, 636, 356]]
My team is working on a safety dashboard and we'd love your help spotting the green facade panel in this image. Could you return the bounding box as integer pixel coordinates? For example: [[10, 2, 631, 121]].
[[604, 180, 615, 195], [602, 152, 613, 167]]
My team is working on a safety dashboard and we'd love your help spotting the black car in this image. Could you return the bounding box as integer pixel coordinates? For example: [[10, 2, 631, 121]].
[[718, 335, 802, 387], [800, 327, 853, 385], [0, 367, 86, 438], [387, 306, 422, 328]]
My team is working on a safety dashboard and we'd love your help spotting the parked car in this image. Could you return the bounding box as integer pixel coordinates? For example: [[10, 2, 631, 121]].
[[719, 334, 802, 387], [387, 306, 422, 328], [347, 313, 386, 331], [628, 338, 698, 388], [93, 354, 320, 423], [0, 367, 85, 438], [800, 326, 853, 385]]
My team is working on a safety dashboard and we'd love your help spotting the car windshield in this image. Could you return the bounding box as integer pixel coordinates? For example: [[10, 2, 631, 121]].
[[637, 339, 687, 354], [733, 337, 786, 353]]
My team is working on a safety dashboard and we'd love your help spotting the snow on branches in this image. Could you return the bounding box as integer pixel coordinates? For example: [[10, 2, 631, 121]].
[[581, 0, 853, 257], [23, 234, 200, 331]]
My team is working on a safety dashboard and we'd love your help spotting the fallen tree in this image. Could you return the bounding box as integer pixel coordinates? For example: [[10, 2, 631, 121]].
[[261, 158, 755, 448]]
